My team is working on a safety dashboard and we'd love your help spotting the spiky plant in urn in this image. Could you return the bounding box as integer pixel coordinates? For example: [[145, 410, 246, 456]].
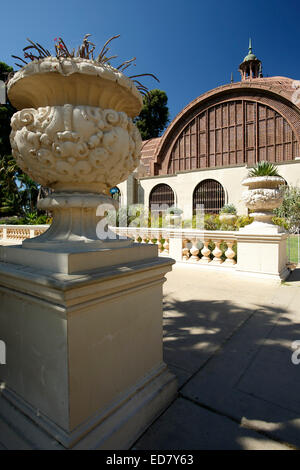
[[241, 161, 285, 232], [219, 204, 237, 226], [8, 35, 158, 249]]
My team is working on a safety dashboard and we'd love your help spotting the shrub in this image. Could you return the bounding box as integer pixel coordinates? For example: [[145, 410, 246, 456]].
[[0, 216, 21, 225], [274, 185, 300, 233], [220, 204, 237, 215], [235, 215, 254, 229], [204, 214, 221, 230], [272, 216, 289, 230]]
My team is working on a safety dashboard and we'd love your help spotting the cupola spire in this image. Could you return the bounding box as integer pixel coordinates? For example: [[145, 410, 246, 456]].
[[239, 38, 262, 81], [248, 37, 252, 54]]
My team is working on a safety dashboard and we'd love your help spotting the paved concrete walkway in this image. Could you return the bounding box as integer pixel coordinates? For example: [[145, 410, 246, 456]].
[[1, 263, 300, 449], [133, 264, 300, 450]]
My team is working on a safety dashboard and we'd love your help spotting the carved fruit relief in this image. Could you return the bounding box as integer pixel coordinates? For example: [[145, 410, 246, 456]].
[[10, 104, 142, 193]]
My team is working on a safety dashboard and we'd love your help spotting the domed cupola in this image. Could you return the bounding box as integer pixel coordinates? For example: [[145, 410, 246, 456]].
[[239, 38, 262, 80]]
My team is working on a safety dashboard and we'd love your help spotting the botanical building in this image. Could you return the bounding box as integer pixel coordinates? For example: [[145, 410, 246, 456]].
[[117, 42, 300, 218]]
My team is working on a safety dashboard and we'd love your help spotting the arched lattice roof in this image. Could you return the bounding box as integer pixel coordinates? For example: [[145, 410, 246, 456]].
[[139, 78, 300, 177], [166, 99, 299, 174]]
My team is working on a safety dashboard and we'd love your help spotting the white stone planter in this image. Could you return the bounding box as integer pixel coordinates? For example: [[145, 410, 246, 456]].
[[165, 209, 183, 228], [241, 175, 285, 232], [8, 57, 143, 248]]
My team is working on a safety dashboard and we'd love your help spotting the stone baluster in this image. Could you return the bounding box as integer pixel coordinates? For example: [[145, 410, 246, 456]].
[[158, 236, 163, 254], [182, 239, 190, 260], [117, 229, 126, 240], [211, 239, 223, 264], [7, 228, 14, 239], [142, 234, 149, 244], [163, 237, 169, 255], [189, 238, 200, 261], [125, 230, 134, 242], [224, 240, 236, 265], [199, 240, 211, 263]]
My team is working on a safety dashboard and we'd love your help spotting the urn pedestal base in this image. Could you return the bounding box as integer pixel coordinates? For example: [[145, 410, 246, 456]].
[[235, 231, 289, 281], [239, 219, 285, 234], [0, 244, 177, 449]]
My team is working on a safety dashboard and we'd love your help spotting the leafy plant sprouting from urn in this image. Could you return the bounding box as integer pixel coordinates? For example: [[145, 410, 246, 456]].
[[247, 161, 280, 177], [11, 34, 159, 96]]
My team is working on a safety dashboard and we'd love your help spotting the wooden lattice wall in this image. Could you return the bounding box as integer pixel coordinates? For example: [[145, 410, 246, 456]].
[[167, 100, 299, 174]]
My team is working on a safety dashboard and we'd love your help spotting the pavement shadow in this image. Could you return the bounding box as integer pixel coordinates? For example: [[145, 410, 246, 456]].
[[284, 267, 300, 283], [161, 294, 300, 449], [162, 295, 283, 381]]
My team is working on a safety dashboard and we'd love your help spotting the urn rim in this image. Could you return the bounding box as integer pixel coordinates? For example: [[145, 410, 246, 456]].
[[242, 175, 285, 187], [7, 57, 143, 117]]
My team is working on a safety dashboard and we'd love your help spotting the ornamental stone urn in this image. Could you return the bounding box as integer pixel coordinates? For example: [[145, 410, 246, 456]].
[[7, 57, 143, 249], [241, 176, 285, 233], [236, 174, 289, 280], [0, 54, 177, 449]]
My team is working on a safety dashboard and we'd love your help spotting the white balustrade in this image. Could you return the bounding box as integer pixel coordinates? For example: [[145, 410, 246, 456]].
[[0, 225, 49, 243], [0, 225, 237, 270], [110, 226, 237, 270], [0, 223, 290, 278]]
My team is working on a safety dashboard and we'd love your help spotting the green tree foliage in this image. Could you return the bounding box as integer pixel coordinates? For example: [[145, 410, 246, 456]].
[[274, 185, 300, 232], [0, 61, 40, 218], [0, 62, 14, 157], [134, 89, 169, 140]]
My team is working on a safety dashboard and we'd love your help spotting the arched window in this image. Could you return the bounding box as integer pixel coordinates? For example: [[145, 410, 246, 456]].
[[193, 179, 225, 214], [149, 184, 175, 211]]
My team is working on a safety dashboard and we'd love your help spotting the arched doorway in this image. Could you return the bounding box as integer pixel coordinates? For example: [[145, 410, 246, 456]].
[[193, 179, 225, 214]]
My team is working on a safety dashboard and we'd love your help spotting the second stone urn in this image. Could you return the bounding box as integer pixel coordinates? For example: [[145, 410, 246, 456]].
[[241, 175, 285, 232], [7, 56, 143, 249]]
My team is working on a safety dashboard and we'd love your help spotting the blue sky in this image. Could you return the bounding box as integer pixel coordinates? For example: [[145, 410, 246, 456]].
[[1, 0, 300, 122]]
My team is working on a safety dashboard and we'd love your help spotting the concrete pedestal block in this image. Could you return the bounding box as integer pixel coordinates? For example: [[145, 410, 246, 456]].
[[0, 245, 177, 449], [235, 230, 289, 281], [168, 237, 183, 262]]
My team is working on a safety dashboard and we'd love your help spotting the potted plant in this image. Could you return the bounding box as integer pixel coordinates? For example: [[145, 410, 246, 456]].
[[8, 35, 156, 248], [164, 207, 183, 228], [219, 204, 237, 225], [241, 161, 285, 230]]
